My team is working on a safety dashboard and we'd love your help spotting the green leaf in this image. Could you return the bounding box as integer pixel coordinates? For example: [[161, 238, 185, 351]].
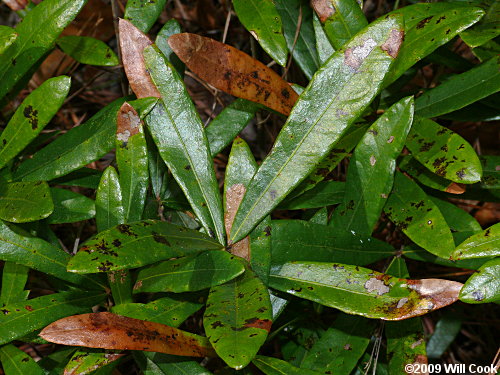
[[116, 102, 149, 223], [124, 0, 167, 33], [459, 257, 500, 304], [230, 15, 403, 243], [155, 19, 185, 76], [13, 98, 126, 182], [56, 36, 118, 66], [426, 314, 461, 359], [460, 0, 500, 47], [384, 172, 455, 258], [134, 251, 245, 293], [50, 167, 102, 189], [96, 166, 125, 232], [47, 188, 95, 224], [249, 218, 272, 286], [312, 13, 334, 65], [0, 220, 101, 287], [472, 39, 500, 62], [0, 0, 86, 102], [0, 26, 17, 54], [279, 181, 345, 209], [0, 344, 45, 375], [204, 268, 272, 369], [0, 290, 105, 345], [478, 155, 500, 190], [275, 0, 320, 79], [134, 352, 213, 375], [63, 350, 123, 375], [269, 261, 462, 320], [311, 0, 368, 50], [0, 181, 53, 223], [0, 76, 70, 169], [451, 223, 500, 260], [232, 0, 288, 66], [143, 46, 225, 244], [384, 6, 484, 86], [406, 118, 482, 184], [309, 207, 328, 225], [329, 97, 414, 235], [68, 220, 223, 273], [271, 220, 394, 266], [112, 294, 204, 327], [403, 247, 489, 271], [253, 355, 322, 375], [301, 314, 374, 374], [415, 57, 500, 118], [206, 99, 260, 158], [0, 262, 29, 305]]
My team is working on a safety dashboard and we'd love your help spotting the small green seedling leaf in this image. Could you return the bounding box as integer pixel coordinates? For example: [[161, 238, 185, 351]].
[[269, 261, 462, 320], [68, 220, 223, 273], [134, 251, 245, 293], [406, 117, 482, 184], [0, 181, 53, 223], [124, 0, 167, 33], [230, 15, 404, 243], [0, 76, 70, 169], [47, 188, 95, 224], [57, 36, 119, 66], [232, 0, 288, 66], [451, 223, 500, 260], [459, 258, 500, 304]]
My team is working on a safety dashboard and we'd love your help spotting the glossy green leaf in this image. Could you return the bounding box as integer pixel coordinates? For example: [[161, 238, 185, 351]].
[[309, 207, 328, 225], [0, 26, 17, 54], [134, 251, 245, 293], [96, 166, 125, 232], [249, 218, 272, 286], [403, 246, 489, 271], [311, 0, 368, 50], [275, 0, 320, 79], [329, 97, 414, 235], [478, 155, 500, 190], [280, 324, 322, 367], [155, 19, 185, 76], [460, 0, 500, 47], [0, 262, 29, 305], [0, 181, 53, 223], [0, 76, 70, 169], [384, 6, 484, 86], [271, 220, 394, 266], [206, 99, 260, 158], [279, 181, 345, 209], [302, 313, 373, 374], [459, 257, 500, 304], [124, 0, 167, 33], [134, 352, 213, 375], [47, 188, 95, 224], [56, 36, 118, 66], [312, 13, 334, 65], [451, 223, 500, 260], [230, 15, 403, 243], [0, 290, 105, 345], [68, 220, 223, 273], [406, 118, 482, 184], [426, 314, 461, 359], [232, 0, 288, 66], [50, 167, 102, 189], [384, 172, 455, 258], [472, 39, 500, 62], [0, 344, 45, 375], [0, 0, 86, 102], [415, 57, 500, 118], [399, 155, 466, 194], [0, 220, 101, 287], [112, 294, 204, 327], [143, 45, 225, 244], [116, 102, 149, 223], [14, 98, 126, 182], [63, 350, 123, 375], [269, 261, 462, 320], [253, 355, 321, 375], [204, 268, 272, 369]]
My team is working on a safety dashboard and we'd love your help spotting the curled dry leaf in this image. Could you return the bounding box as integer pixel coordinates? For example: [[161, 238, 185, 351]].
[[40, 312, 216, 357], [118, 19, 160, 99], [225, 183, 250, 261], [168, 33, 299, 116], [117, 102, 142, 145]]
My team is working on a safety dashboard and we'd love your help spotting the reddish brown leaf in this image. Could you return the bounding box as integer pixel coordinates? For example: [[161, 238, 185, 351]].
[[40, 312, 216, 357], [168, 33, 299, 116], [117, 102, 141, 145], [118, 19, 160, 99], [225, 183, 250, 260], [445, 182, 466, 194], [310, 0, 334, 23]]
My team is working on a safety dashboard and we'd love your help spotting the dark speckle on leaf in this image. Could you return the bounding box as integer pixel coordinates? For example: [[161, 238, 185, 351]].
[[152, 232, 171, 246], [264, 226, 271, 236], [416, 16, 433, 29], [471, 290, 484, 301], [117, 224, 137, 237], [23, 105, 39, 130], [456, 169, 466, 180]]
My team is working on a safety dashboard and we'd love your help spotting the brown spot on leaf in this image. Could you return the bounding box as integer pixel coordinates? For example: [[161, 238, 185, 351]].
[[310, 0, 335, 23], [344, 38, 377, 70], [416, 16, 433, 29], [117, 103, 142, 144], [243, 317, 272, 332], [23, 105, 39, 129], [381, 29, 404, 58]]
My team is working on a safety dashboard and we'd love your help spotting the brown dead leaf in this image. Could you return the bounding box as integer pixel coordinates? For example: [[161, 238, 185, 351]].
[[168, 33, 299, 116], [40, 312, 216, 357], [310, 0, 335, 23], [2, 0, 28, 11], [117, 102, 141, 145], [118, 19, 160, 99], [225, 183, 250, 259]]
